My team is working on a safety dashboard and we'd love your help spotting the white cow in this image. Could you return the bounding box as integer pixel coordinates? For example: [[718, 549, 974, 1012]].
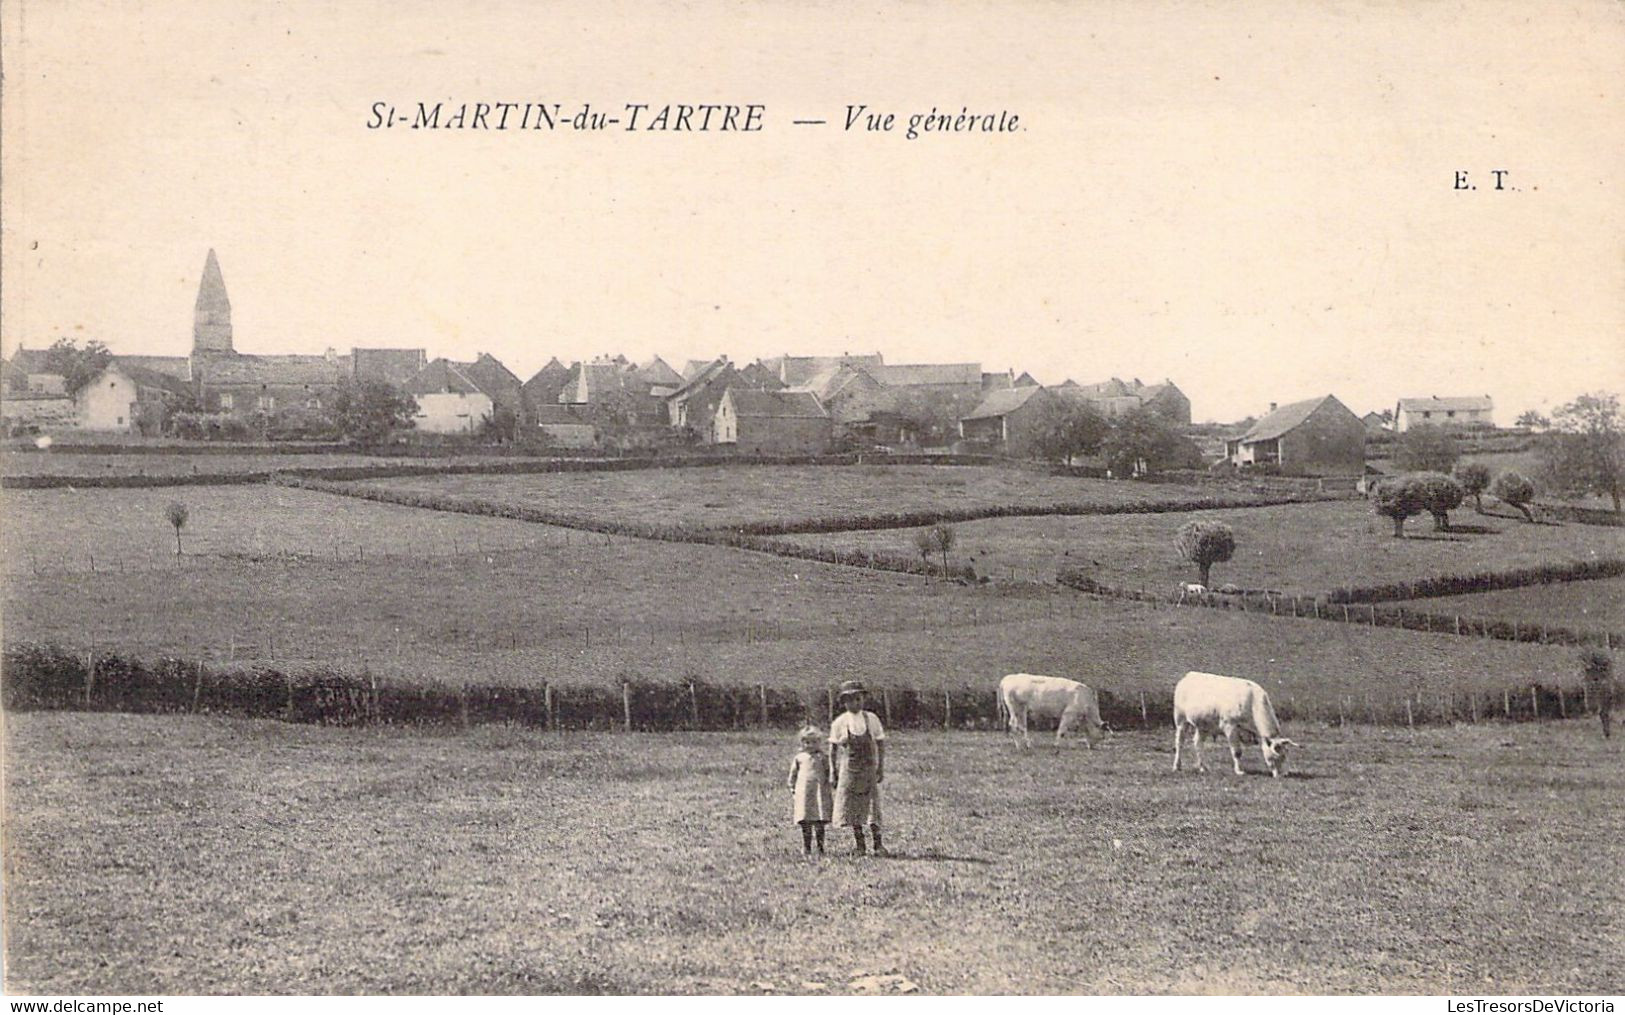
[[1172, 671, 1301, 778], [999, 673, 1106, 750]]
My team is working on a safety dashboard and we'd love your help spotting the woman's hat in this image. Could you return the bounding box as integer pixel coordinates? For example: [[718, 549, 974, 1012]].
[[837, 679, 867, 699]]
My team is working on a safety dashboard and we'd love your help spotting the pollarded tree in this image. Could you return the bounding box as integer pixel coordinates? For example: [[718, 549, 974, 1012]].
[[1371, 475, 1427, 537], [1455, 462, 1492, 513], [1175, 519, 1235, 587], [1490, 470, 1537, 522], [913, 523, 958, 574], [1410, 472, 1464, 531], [1540, 392, 1624, 513]]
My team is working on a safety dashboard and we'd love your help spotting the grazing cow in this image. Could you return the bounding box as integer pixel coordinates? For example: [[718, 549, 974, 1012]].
[[999, 673, 1106, 750], [1172, 671, 1301, 777], [1177, 582, 1207, 602]]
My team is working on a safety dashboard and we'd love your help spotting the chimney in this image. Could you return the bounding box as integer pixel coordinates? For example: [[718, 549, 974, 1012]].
[[1268, 402, 1278, 413]]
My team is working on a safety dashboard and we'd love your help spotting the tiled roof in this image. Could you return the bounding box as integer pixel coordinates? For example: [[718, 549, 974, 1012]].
[[352, 348, 427, 386], [113, 355, 192, 381], [963, 385, 1046, 420], [196, 353, 346, 386], [636, 356, 684, 387], [404, 358, 483, 395], [872, 362, 981, 386], [1396, 396, 1493, 413], [1240, 396, 1337, 442], [728, 389, 828, 418]]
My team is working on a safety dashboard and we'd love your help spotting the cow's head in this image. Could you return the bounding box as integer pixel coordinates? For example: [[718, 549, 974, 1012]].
[[1261, 736, 1301, 777]]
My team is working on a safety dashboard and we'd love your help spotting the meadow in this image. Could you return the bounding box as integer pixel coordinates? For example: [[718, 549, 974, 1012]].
[[1416, 576, 1625, 631], [347, 465, 1302, 532], [0, 450, 495, 479], [766, 500, 1625, 592], [4, 712, 1620, 994], [2, 499, 1591, 721]]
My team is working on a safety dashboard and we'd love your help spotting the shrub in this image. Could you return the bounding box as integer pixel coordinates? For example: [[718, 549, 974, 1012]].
[[1455, 462, 1492, 512], [1491, 470, 1537, 522], [1395, 425, 1460, 473], [1579, 647, 1613, 680], [1175, 519, 1236, 586]]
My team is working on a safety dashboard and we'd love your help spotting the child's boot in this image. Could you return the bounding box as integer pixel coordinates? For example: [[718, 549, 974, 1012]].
[[870, 826, 888, 856], [815, 824, 826, 854], [801, 823, 813, 856], [853, 827, 867, 855]]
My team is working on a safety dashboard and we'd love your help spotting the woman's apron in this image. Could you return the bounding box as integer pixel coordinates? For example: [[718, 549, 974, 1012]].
[[833, 716, 879, 827]]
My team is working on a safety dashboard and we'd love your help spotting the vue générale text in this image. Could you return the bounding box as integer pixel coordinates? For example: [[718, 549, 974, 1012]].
[[365, 102, 1024, 138]]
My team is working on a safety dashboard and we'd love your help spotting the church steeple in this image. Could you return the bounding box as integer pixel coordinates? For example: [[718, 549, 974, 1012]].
[[193, 249, 233, 354]]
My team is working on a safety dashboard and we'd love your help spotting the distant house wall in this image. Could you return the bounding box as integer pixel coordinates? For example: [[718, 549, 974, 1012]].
[[1277, 400, 1366, 476], [413, 391, 492, 433], [1395, 402, 1494, 432], [78, 371, 139, 431], [732, 416, 831, 455]]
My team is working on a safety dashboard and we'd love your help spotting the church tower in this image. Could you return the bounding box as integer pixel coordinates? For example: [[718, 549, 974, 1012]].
[[192, 249, 234, 354]]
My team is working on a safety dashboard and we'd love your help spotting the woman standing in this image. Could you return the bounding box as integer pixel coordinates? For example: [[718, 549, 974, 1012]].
[[828, 679, 887, 856]]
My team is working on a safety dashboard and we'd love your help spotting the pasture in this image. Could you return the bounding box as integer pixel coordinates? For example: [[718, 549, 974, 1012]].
[[767, 500, 1624, 592], [4, 712, 1620, 994], [0, 450, 488, 479], [2, 507, 1589, 720], [1416, 576, 1625, 631], [0, 486, 567, 575], [346, 465, 1297, 532]]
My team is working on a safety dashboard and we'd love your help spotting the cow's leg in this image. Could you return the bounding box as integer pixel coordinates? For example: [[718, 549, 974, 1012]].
[[1172, 720, 1184, 771], [1055, 708, 1074, 750], [1191, 724, 1206, 773], [1222, 722, 1245, 775], [1013, 705, 1031, 750]]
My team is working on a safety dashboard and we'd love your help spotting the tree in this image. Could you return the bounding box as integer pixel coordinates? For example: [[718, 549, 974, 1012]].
[[1490, 470, 1537, 522], [1102, 408, 1192, 477], [1029, 399, 1111, 464], [328, 379, 418, 444], [165, 501, 189, 557], [1394, 424, 1459, 474], [478, 405, 519, 444], [43, 338, 113, 394], [1410, 472, 1464, 530], [1454, 462, 1492, 512], [1371, 475, 1427, 537], [1515, 409, 1550, 431], [1175, 519, 1235, 586], [913, 524, 957, 573], [1539, 392, 1624, 512]]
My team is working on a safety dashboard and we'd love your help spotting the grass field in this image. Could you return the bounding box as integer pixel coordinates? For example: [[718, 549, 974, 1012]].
[[346, 466, 1297, 531], [0, 486, 571, 575], [0, 451, 519, 479], [2, 513, 1589, 720], [4, 712, 1620, 994], [766, 500, 1625, 592], [1415, 576, 1625, 631]]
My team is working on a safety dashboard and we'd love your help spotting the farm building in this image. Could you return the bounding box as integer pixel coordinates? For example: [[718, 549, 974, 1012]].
[[786, 364, 890, 425], [76, 363, 193, 432], [958, 385, 1057, 453], [665, 358, 736, 440], [1059, 377, 1191, 424], [404, 359, 493, 434], [520, 358, 572, 423], [1363, 410, 1392, 432], [1224, 395, 1366, 476], [1394, 395, 1494, 432], [714, 389, 831, 454], [3, 347, 68, 396]]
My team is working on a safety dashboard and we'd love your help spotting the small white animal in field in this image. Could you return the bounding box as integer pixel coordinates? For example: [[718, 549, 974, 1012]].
[[999, 673, 1106, 750], [1171, 670, 1301, 778], [1177, 582, 1207, 602]]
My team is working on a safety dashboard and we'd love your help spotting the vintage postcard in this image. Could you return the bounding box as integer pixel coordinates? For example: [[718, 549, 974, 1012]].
[[2, 0, 1621, 998]]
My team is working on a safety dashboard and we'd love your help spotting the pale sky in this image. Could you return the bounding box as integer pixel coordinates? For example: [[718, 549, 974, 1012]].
[[3, 0, 1622, 422]]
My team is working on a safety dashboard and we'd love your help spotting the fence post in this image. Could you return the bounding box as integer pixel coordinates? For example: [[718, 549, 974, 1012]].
[[1530, 684, 1539, 719], [1470, 691, 1479, 723], [1504, 688, 1511, 718], [84, 650, 95, 705], [544, 682, 555, 732], [758, 683, 769, 727], [460, 684, 471, 728], [1405, 698, 1414, 731], [1343, 605, 1350, 623], [1558, 686, 1567, 719], [944, 690, 952, 731], [1139, 690, 1148, 724], [1454, 615, 1461, 637], [191, 663, 204, 714], [622, 681, 632, 732], [689, 682, 700, 730], [1338, 696, 1346, 726]]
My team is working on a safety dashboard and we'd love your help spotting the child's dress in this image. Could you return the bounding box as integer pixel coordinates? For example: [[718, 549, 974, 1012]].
[[788, 750, 833, 823]]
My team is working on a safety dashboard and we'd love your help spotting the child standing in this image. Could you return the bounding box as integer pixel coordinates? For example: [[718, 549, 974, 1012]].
[[828, 679, 887, 856], [787, 725, 832, 855]]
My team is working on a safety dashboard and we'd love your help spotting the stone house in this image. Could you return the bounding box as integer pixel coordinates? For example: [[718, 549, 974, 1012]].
[[714, 389, 831, 454], [1224, 395, 1365, 476]]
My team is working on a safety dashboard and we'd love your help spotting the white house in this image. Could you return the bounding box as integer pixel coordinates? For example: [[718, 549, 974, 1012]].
[[405, 358, 494, 434], [1394, 395, 1494, 432]]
